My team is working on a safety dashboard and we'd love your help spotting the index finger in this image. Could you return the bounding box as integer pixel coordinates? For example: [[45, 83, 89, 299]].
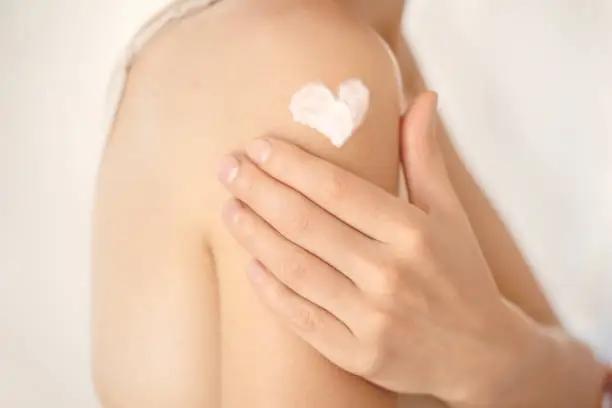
[[244, 137, 421, 242]]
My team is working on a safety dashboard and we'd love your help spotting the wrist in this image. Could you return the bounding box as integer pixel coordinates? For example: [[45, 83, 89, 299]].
[[510, 328, 605, 408], [460, 303, 606, 408]]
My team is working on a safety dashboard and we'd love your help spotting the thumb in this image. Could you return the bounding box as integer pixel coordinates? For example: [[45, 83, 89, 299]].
[[400, 91, 457, 214]]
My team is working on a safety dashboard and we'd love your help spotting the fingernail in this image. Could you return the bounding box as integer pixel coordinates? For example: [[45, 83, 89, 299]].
[[426, 93, 440, 151], [428, 92, 439, 124], [246, 138, 272, 164], [222, 199, 243, 224], [217, 155, 240, 183], [248, 261, 266, 283]]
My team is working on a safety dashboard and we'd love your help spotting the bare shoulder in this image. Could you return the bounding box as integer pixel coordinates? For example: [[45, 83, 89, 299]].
[[93, 3, 404, 405], [102, 0, 403, 234]]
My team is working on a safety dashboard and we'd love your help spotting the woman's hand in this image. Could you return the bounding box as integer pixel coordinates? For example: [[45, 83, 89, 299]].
[[216, 92, 541, 404]]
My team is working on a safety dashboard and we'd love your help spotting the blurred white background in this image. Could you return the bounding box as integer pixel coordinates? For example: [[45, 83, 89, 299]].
[[0, 0, 610, 406]]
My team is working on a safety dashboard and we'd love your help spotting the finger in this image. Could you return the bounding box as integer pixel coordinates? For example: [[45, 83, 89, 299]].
[[400, 91, 462, 216], [242, 137, 423, 242], [246, 260, 363, 373], [222, 198, 367, 328], [217, 154, 379, 287]]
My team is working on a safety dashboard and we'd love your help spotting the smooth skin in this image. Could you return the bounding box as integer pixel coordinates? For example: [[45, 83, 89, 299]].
[[95, 1, 406, 407], [92, 0, 599, 407], [219, 93, 608, 407], [218, 93, 531, 404]]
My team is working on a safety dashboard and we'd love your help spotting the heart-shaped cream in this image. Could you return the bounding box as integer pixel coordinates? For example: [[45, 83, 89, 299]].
[[289, 79, 370, 147]]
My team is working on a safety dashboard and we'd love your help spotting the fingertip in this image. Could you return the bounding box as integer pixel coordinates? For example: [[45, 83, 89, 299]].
[[408, 91, 438, 125], [423, 91, 438, 109], [246, 138, 272, 165], [217, 155, 240, 184], [221, 198, 244, 226], [424, 91, 439, 124]]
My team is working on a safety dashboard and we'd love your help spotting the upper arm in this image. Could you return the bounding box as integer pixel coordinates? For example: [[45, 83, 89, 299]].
[[94, 1, 403, 407], [92, 57, 221, 407]]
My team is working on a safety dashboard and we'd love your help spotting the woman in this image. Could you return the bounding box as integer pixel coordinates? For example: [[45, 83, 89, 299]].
[[92, 0, 611, 407]]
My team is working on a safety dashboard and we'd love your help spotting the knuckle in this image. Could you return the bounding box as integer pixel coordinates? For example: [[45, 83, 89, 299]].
[[321, 167, 346, 202], [355, 252, 401, 296], [368, 311, 393, 343], [323, 273, 345, 300], [283, 207, 312, 236], [290, 306, 319, 333], [373, 261, 402, 296], [278, 260, 307, 289], [405, 227, 431, 259], [357, 251, 392, 275], [357, 343, 386, 378], [267, 279, 286, 303], [356, 312, 393, 377], [394, 207, 417, 233]]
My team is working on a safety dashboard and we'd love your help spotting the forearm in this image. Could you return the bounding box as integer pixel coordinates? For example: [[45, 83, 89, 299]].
[[475, 326, 607, 408], [521, 329, 606, 408], [394, 35, 606, 408]]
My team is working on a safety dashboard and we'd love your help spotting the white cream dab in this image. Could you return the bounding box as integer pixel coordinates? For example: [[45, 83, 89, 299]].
[[289, 79, 370, 148]]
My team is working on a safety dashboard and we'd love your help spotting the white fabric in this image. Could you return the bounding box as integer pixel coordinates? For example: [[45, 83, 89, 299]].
[[406, 1, 612, 365], [104, 0, 407, 137], [104, 0, 218, 135], [0, 1, 610, 407]]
